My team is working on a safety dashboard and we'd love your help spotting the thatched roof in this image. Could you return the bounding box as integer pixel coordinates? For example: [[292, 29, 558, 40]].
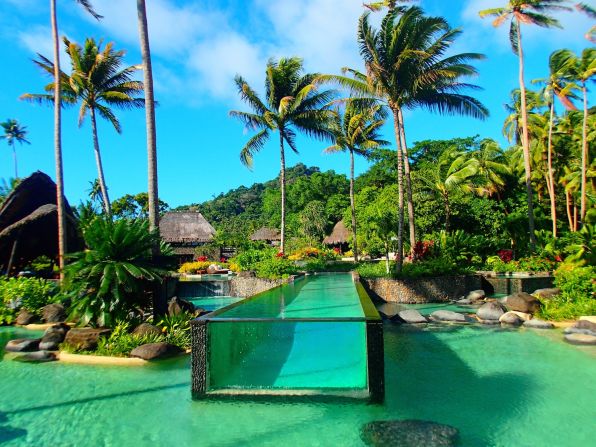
[[250, 227, 281, 241], [159, 212, 215, 244], [323, 220, 350, 245]]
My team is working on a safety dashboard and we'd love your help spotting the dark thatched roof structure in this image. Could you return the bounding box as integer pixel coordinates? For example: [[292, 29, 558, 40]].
[[0, 171, 80, 274], [323, 220, 350, 245], [159, 212, 216, 244], [250, 227, 281, 242]]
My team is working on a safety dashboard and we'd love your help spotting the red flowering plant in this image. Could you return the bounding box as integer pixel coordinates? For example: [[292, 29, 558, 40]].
[[413, 240, 434, 261], [220, 257, 227, 263], [195, 255, 208, 262], [333, 247, 341, 254], [497, 249, 513, 263], [276, 252, 285, 258]]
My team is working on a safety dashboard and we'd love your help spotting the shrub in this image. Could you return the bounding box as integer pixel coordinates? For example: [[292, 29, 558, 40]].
[[396, 257, 473, 279], [356, 261, 391, 278], [485, 255, 555, 272], [0, 277, 59, 325], [304, 258, 326, 272], [178, 261, 228, 274], [255, 256, 297, 279], [157, 313, 191, 350], [229, 249, 272, 272], [287, 247, 337, 261]]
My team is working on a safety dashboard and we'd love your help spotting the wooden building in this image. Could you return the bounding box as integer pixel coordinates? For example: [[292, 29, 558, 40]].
[[159, 211, 216, 263]]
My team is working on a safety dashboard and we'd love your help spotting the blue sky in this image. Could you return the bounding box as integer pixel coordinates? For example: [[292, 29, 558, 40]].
[[0, 0, 593, 208]]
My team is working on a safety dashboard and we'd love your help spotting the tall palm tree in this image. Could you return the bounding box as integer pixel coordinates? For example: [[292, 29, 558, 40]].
[[575, 3, 596, 43], [0, 119, 30, 178], [480, 0, 572, 250], [22, 37, 145, 215], [136, 0, 159, 234], [321, 7, 488, 270], [471, 139, 511, 199], [324, 102, 388, 261], [503, 89, 545, 144], [49, 0, 101, 279], [230, 57, 335, 253]]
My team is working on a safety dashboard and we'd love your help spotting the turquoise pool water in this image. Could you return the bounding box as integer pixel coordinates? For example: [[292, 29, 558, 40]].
[[1, 325, 594, 445], [188, 296, 244, 312]]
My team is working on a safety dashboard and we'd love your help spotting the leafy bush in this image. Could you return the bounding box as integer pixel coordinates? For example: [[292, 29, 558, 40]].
[[485, 255, 556, 272], [287, 247, 337, 261], [0, 277, 59, 325], [356, 261, 391, 278], [156, 313, 191, 350], [304, 258, 327, 272], [64, 218, 171, 327], [178, 261, 228, 274], [25, 255, 55, 278], [397, 257, 473, 279], [254, 256, 297, 279], [537, 264, 596, 321], [229, 249, 272, 272]]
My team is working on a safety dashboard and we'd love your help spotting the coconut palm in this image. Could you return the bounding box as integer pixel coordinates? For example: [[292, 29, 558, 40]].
[[0, 119, 30, 178], [471, 139, 511, 199], [49, 0, 101, 279], [503, 89, 545, 144], [575, 3, 596, 43], [320, 7, 488, 270], [136, 0, 159, 233], [22, 37, 145, 215], [324, 102, 389, 261], [479, 0, 572, 249], [230, 57, 335, 253]]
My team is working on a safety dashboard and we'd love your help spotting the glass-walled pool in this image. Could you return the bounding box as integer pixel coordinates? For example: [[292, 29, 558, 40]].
[[191, 274, 383, 401]]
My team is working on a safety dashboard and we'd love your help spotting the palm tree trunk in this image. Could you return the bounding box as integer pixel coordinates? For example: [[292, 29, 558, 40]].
[[12, 145, 18, 178], [444, 193, 451, 232], [384, 241, 390, 274], [547, 99, 557, 237], [89, 107, 111, 215], [136, 0, 159, 233], [565, 188, 574, 230], [397, 108, 416, 253], [391, 107, 404, 272], [516, 19, 537, 250], [349, 149, 358, 262], [573, 203, 578, 232], [580, 83, 588, 224], [51, 0, 67, 281], [279, 132, 286, 254]]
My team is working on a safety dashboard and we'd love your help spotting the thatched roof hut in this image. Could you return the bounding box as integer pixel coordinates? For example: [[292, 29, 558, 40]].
[[323, 220, 350, 245], [250, 227, 281, 242], [0, 171, 80, 274], [159, 211, 216, 245]]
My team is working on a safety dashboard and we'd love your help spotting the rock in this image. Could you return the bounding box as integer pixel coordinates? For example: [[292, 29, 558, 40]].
[[377, 303, 400, 320], [499, 312, 524, 325], [564, 333, 596, 345], [477, 302, 507, 321], [455, 297, 472, 305], [5, 338, 41, 352], [39, 323, 70, 351], [237, 271, 256, 278], [360, 419, 459, 447], [63, 328, 111, 350], [195, 308, 209, 317], [532, 288, 560, 300], [132, 323, 162, 337], [564, 319, 596, 337], [430, 310, 467, 323], [13, 350, 57, 363], [501, 292, 542, 314], [510, 311, 532, 321], [41, 303, 66, 323], [168, 297, 195, 316], [397, 309, 428, 324], [523, 319, 554, 329], [15, 308, 36, 325], [579, 316, 596, 324], [466, 290, 486, 301], [130, 342, 182, 360]]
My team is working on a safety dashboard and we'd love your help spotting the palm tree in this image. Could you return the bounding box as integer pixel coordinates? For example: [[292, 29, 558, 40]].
[[324, 102, 388, 261], [575, 3, 596, 43], [471, 139, 511, 199], [22, 37, 145, 215], [320, 7, 488, 270], [479, 0, 572, 250], [230, 57, 335, 253], [503, 89, 545, 144], [0, 119, 30, 178], [136, 0, 159, 234]]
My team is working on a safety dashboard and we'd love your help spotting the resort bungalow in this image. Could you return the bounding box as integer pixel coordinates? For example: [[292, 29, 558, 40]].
[[323, 220, 350, 254], [250, 227, 281, 246], [159, 211, 216, 264]]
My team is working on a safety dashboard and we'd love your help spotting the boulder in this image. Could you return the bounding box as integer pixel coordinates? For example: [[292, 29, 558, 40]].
[[430, 310, 467, 323], [499, 312, 524, 326], [477, 302, 507, 321], [523, 319, 554, 329], [63, 328, 111, 350], [361, 419, 459, 447], [564, 320, 596, 337], [13, 350, 57, 363], [465, 290, 486, 301], [532, 288, 561, 300], [510, 311, 532, 321], [237, 271, 256, 278], [455, 297, 472, 305], [41, 303, 66, 323], [39, 323, 70, 351], [396, 309, 428, 324], [15, 308, 36, 325], [167, 297, 195, 316], [132, 323, 162, 337], [564, 333, 596, 345], [5, 338, 41, 352], [377, 303, 399, 320], [501, 292, 541, 314], [130, 342, 182, 360]]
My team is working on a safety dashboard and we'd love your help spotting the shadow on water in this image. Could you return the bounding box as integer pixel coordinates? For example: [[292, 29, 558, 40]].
[[382, 323, 536, 446]]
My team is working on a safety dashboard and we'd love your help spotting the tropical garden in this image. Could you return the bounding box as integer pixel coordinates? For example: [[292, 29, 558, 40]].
[[0, 0, 594, 360]]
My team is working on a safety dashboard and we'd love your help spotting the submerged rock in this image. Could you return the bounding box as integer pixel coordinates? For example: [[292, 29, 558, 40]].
[[477, 302, 506, 321], [5, 338, 41, 352], [396, 309, 428, 324], [523, 319, 554, 329], [13, 350, 57, 363], [564, 333, 596, 345], [564, 320, 596, 337], [130, 342, 182, 360], [361, 419, 459, 447], [430, 310, 467, 323], [15, 308, 36, 325], [63, 328, 111, 350], [499, 312, 524, 326], [501, 292, 542, 314], [41, 303, 66, 323], [132, 323, 162, 337]]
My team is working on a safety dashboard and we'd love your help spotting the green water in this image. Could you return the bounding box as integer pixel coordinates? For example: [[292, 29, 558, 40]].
[[0, 324, 594, 445], [188, 296, 244, 312]]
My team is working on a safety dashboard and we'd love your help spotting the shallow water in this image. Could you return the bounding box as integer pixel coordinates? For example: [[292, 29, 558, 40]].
[[1, 323, 594, 446]]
